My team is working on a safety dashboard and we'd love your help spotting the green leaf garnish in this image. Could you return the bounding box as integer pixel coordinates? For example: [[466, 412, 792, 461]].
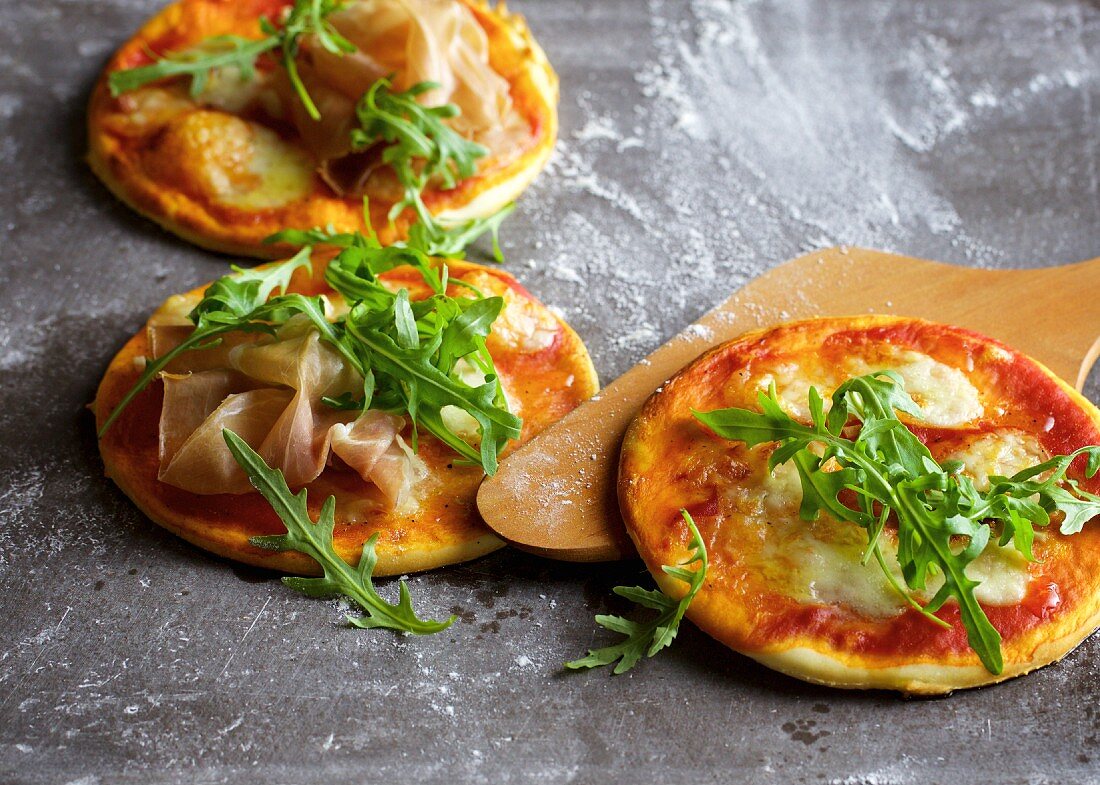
[[406, 202, 514, 262], [350, 78, 504, 255], [264, 225, 361, 250], [694, 372, 1100, 675], [97, 249, 313, 437], [315, 227, 520, 474], [109, 36, 280, 98], [108, 0, 354, 121], [223, 429, 453, 634], [566, 510, 708, 674], [352, 78, 487, 200], [268, 198, 514, 262], [99, 229, 520, 476]]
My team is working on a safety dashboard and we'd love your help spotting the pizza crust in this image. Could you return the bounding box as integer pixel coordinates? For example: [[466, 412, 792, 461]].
[[744, 613, 1100, 695], [620, 316, 1100, 694], [95, 257, 598, 575]]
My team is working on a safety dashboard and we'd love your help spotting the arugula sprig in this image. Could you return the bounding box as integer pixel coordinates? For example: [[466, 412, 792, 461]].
[[267, 199, 515, 262], [567, 510, 708, 674], [98, 229, 520, 475], [350, 78, 501, 251], [694, 372, 1100, 675], [109, 35, 279, 98], [224, 429, 453, 634], [406, 202, 513, 262], [353, 79, 488, 209], [319, 230, 520, 473], [97, 249, 314, 437], [108, 0, 353, 120]]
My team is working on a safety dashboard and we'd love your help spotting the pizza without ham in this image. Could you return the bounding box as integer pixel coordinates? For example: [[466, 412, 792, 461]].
[[619, 316, 1100, 694]]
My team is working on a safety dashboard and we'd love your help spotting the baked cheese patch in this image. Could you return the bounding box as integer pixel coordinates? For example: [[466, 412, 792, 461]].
[[619, 316, 1100, 694]]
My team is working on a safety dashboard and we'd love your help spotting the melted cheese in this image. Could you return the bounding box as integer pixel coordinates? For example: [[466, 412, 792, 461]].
[[145, 110, 313, 208], [761, 458, 804, 516], [754, 348, 982, 426], [924, 542, 1030, 606], [457, 270, 559, 354], [754, 362, 823, 420], [884, 351, 984, 426], [946, 430, 1047, 491], [440, 358, 520, 442], [798, 549, 906, 618], [750, 427, 1038, 617], [223, 123, 315, 209]]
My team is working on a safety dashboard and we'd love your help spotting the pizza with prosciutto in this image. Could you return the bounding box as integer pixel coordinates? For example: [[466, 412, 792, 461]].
[[619, 316, 1100, 694], [94, 255, 597, 575], [87, 0, 557, 257]]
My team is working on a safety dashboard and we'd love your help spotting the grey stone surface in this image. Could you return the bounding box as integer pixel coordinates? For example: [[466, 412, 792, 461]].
[[1, 0, 1099, 783]]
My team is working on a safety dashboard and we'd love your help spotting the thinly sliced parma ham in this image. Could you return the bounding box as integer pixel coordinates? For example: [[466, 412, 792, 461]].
[[278, 0, 529, 194], [330, 414, 426, 509], [155, 319, 422, 508], [160, 384, 293, 494]]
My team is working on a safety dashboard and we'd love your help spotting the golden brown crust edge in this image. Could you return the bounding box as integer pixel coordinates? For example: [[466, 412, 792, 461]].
[[101, 441, 508, 575]]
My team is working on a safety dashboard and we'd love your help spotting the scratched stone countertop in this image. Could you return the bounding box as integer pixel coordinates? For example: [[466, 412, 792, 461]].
[[1, 0, 1099, 783]]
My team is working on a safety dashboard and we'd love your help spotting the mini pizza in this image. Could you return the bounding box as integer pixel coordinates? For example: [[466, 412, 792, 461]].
[[94, 253, 597, 575], [87, 0, 557, 257], [619, 316, 1100, 694]]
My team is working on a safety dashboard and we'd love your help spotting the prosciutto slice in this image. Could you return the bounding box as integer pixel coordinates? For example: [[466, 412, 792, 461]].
[[160, 382, 294, 494], [274, 0, 529, 193], [155, 319, 423, 508], [330, 415, 425, 509]]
